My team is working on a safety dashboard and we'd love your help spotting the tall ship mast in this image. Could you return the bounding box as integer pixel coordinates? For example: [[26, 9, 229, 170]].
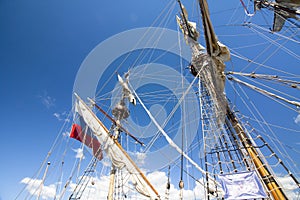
[[177, 0, 299, 199], [16, 0, 300, 199]]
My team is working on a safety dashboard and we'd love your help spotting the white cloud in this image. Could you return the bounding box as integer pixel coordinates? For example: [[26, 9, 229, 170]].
[[148, 171, 206, 199], [277, 176, 299, 199], [53, 111, 70, 122], [68, 175, 110, 200], [38, 91, 55, 109], [73, 148, 85, 159], [294, 113, 300, 124], [20, 170, 298, 200], [20, 177, 56, 199], [63, 170, 206, 199], [53, 112, 60, 119]]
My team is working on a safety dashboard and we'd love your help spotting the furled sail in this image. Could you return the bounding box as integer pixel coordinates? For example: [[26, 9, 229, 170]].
[[74, 93, 160, 200], [177, 0, 230, 125]]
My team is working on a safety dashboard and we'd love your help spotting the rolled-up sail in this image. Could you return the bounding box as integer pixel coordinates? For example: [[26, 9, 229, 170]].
[[74, 93, 160, 200], [177, 0, 230, 125]]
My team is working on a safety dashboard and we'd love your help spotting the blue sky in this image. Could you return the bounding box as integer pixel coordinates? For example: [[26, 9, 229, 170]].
[[0, 0, 173, 198], [1, 0, 299, 199]]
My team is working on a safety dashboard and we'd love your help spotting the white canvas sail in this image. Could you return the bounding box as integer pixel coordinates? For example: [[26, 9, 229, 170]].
[[74, 93, 160, 200]]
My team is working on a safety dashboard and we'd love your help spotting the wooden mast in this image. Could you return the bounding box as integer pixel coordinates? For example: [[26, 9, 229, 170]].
[[37, 162, 50, 200], [226, 107, 287, 199], [88, 97, 144, 146], [74, 93, 160, 199], [107, 166, 116, 200], [197, 0, 288, 199]]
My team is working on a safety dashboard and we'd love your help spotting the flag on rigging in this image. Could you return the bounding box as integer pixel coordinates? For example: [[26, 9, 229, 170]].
[[218, 171, 267, 200], [69, 122, 103, 160]]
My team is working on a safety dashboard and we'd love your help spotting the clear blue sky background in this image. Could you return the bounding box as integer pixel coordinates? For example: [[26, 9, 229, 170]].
[[0, 1, 174, 199], [1, 0, 299, 199]]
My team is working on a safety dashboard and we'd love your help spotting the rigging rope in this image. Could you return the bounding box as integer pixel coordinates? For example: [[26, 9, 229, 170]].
[[69, 157, 98, 200], [95, 1, 177, 99], [228, 76, 300, 107], [227, 77, 300, 181], [239, 0, 255, 17], [130, 78, 221, 188], [177, 16, 185, 198], [227, 71, 300, 89], [15, 109, 74, 200], [37, 162, 51, 200]]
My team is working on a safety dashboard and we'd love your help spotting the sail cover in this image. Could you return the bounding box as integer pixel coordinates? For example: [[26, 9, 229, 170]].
[[218, 171, 267, 199], [70, 123, 103, 160], [74, 95, 159, 199]]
